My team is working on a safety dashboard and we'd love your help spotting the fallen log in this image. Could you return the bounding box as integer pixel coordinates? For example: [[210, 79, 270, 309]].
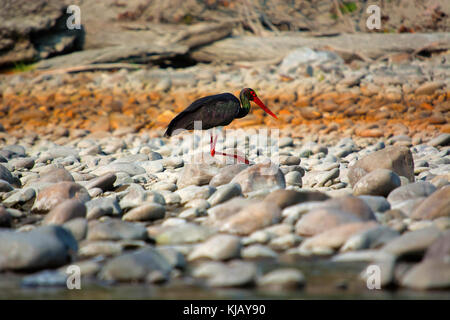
[[191, 32, 450, 63]]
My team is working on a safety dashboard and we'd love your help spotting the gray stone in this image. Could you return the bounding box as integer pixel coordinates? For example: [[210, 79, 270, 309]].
[[241, 244, 278, 259], [177, 164, 219, 189], [85, 197, 122, 220], [220, 201, 281, 235], [155, 223, 214, 245], [87, 219, 147, 241], [119, 184, 165, 209], [209, 164, 249, 187], [207, 183, 242, 206], [257, 268, 305, 289], [285, 171, 303, 186], [43, 199, 86, 225], [410, 186, 450, 220], [0, 226, 77, 271], [63, 218, 88, 241], [92, 162, 145, 177], [38, 168, 74, 183], [85, 173, 116, 191], [353, 169, 401, 197], [387, 181, 436, 204], [400, 260, 450, 290], [359, 195, 391, 213], [230, 161, 285, 194], [295, 208, 363, 237], [381, 227, 442, 259], [299, 221, 378, 255], [348, 146, 414, 186], [79, 241, 123, 258], [188, 234, 241, 261], [32, 182, 91, 212], [193, 260, 256, 287], [0, 164, 20, 187], [264, 189, 329, 209], [123, 203, 165, 222], [341, 226, 400, 251], [3, 188, 35, 207], [100, 247, 172, 282], [176, 185, 215, 204], [0, 179, 13, 192], [428, 133, 450, 147]]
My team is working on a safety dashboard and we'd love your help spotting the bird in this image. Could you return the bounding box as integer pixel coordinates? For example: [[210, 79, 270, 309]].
[[164, 88, 277, 164]]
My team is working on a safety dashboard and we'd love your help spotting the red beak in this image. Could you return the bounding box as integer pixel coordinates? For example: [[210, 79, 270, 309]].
[[253, 96, 278, 119]]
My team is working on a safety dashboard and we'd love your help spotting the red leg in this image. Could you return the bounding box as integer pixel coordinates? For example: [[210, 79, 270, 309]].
[[210, 133, 218, 157], [210, 132, 250, 164], [214, 151, 250, 164]]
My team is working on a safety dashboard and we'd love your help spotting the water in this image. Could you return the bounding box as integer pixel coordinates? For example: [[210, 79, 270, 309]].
[[1, 257, 448, 300]]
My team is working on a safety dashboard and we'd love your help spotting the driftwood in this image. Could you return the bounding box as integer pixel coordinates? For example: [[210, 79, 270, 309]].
[[191, 33, 450, 63], [36, 43, 188, 70], [171, 22, 233, 49]]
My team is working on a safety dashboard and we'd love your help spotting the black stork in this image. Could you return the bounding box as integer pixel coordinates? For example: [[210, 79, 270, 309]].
[[164, 88, 277, 164]]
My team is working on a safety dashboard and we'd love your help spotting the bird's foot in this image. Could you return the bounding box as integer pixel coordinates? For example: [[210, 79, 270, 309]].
[[214, 151, 250, 165], [210, 135, 218, 157]]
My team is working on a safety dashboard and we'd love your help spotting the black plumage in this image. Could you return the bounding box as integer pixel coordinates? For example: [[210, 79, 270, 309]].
[[164, 93, 242, 137]]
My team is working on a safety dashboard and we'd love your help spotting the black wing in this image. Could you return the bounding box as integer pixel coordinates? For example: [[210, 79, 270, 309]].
[[164, 93, 240, 137]]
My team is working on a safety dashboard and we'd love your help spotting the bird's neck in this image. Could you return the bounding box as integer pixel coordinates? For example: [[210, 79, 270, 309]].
[[237, 94, 250, 118]]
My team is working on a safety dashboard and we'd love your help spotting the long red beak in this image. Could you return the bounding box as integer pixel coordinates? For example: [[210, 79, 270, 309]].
[[253, 96, 278, 119]]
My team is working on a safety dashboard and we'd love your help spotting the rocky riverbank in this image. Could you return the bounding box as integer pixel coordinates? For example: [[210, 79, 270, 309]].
[[0, 111, 449, 294], [0, 1, 449, 298]]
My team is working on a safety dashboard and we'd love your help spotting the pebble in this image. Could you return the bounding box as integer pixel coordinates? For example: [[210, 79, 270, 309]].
[[0, 164, 20, 187], [193, 260, 256, 287], [79, 241, 123, 258], [285, 171, 303, 186], [85, 173, 117, 191], [257, 268, 305, 289], [0, 226, 77, 271], [353, 169, 401, 197], [241, 244, 278, 259], [410, 186, 450, 220], [358, 195, 391, 213], [340, 226, 400, 252], [85, 197, 122, 219], [298, 221, 378, 255], [381, 227, 442, 259], [122, 203, 165, 222], [264, 189, 328, 209], [32, 182, 91, 212], [188, 234, 241, 261], [87, 219, 148, 241], [63, 218, 88, 241], [177, 164, 219, 189], [348, 146, 414, 186], [155, 223, 214, 244], [230, 161, 285, 194], [295, 208, 364, 237], [92, 162, 145, 177], [43, 199, 86, 225], [100, 247, 172, 282], [207, 183, 242, 206], [220, 201, 281, 235]]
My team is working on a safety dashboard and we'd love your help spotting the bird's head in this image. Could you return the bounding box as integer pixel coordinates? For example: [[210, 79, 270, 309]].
[[240, 88, 278, 119]]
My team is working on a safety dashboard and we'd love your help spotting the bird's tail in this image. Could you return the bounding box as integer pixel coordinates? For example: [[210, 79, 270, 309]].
[[163, 127, 172, 137]]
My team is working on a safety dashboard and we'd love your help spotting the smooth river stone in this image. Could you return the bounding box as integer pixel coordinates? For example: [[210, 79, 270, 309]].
[[32, 182, 91, 212], [0, 226, 77, 271]]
